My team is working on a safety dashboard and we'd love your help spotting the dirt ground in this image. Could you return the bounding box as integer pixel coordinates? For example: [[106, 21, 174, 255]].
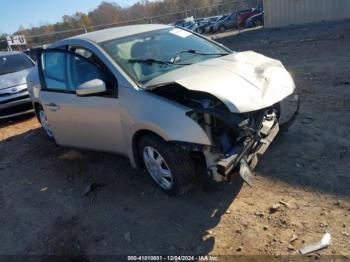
[[1, 19, 350, 260]]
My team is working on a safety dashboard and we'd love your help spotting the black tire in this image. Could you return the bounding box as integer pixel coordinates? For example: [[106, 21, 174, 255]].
[[218, 25, 226, 33], [139, 134, 195, 196], [36, 105, 55, 140], [273, 102, 281, 121], [197, 28, 203, 34], [255, 19, 262, 26]]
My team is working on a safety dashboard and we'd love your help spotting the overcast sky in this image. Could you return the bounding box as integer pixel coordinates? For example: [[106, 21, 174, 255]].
[[1, 0, 150, 34]]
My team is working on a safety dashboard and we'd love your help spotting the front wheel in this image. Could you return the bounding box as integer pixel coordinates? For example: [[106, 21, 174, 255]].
[[139, 135, 195, 196], [218, 25, 226, 33], [255, 19, 263, 26], [36, 105, 54, 139]]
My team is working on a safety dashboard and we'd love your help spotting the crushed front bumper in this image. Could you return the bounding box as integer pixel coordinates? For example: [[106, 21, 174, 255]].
[[214, 94, 300, 185], [216, 123, 279, 185]]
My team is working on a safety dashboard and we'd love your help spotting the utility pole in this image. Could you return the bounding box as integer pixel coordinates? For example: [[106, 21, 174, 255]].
[[7, 39, 12, 52]]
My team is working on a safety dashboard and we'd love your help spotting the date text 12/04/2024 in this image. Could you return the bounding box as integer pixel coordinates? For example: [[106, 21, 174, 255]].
[[127, 255, 219, 261]]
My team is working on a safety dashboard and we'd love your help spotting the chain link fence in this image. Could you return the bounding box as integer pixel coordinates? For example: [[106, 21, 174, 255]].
[[1, 0, 261, 50]]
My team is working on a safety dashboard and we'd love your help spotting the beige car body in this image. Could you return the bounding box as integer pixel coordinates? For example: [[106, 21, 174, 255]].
[[27, 24, 296, 182]]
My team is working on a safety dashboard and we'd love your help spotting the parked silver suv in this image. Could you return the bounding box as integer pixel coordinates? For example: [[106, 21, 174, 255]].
[[27, 25, 299, 195], [0, 52, 35, 119]]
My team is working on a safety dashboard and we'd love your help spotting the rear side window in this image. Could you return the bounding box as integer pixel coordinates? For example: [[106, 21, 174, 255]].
[[0, 54, 34, 76]]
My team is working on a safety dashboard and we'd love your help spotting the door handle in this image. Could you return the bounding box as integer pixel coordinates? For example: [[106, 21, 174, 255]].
[[45, 103, 60, 112]]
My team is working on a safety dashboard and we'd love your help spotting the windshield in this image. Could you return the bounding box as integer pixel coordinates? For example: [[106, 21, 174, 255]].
[[101, 28, 229, 84], [0, 54, 34, 76], [218, 15, 228, 22]]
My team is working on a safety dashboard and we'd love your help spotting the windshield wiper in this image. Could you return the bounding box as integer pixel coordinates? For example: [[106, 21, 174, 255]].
[[176, 49, 228, 56], [172, 49, 228, 64], [128, 58, 191, 66]]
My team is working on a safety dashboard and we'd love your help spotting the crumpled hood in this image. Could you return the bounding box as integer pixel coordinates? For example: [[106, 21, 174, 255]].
[[0, 68, 33, 90], [144, 51, 295, 113]]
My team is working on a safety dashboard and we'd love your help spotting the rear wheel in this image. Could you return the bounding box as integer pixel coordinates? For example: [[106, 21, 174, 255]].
[[36, 105, 54, 139], [197, 28, 203, 34], [139, 134, 195, 196]]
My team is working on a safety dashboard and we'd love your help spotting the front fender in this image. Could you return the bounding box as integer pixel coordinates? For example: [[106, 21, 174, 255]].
[[121, 89, 211, 168]]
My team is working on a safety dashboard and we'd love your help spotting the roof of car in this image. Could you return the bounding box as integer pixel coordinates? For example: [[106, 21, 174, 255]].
[[69, 24, 172, 43]]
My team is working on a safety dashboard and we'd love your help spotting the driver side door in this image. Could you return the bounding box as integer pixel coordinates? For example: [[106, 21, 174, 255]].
[[38, 49, 125, 154]]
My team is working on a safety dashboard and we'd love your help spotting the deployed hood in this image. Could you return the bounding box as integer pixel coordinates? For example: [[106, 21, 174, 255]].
[[144, 51, 295, 113], [0, 68, 33, 90]]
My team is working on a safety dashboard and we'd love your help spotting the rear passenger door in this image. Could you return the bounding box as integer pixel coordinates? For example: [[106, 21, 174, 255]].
[[227, 13, 236, 27], [38, 49, 126, 153]]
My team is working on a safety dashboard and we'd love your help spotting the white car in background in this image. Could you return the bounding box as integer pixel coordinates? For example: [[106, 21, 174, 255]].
[[0, 52, 35, 119]]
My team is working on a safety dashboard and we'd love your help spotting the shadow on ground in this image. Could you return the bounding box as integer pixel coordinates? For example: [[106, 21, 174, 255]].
[[0, 127, 244, 257], [0, 113, 35, 128]]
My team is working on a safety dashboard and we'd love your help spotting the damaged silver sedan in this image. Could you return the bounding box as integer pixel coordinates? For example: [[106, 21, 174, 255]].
[[27, 24, 299, 195]]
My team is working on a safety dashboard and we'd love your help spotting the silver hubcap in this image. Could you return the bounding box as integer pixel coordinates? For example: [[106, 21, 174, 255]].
[[39, 110, 53, 138], [143, 146, 173, 190]]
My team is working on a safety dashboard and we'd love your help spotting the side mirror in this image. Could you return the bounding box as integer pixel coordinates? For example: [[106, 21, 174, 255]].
[[76, 79, 106, 97]]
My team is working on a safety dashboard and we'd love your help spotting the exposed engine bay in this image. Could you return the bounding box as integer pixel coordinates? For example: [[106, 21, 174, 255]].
[[149, 83, 295, 184]]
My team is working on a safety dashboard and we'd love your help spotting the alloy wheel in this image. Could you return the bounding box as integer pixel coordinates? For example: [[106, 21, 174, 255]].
[[143, 146, 173, 190], [39, 110, 54, 138]]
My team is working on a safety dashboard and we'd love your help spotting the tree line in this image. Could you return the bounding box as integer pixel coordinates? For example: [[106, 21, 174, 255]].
[[1, 0, 259, 48]]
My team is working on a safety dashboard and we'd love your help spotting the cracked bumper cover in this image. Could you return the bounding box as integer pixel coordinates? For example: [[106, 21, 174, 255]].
[[216, 94, 300, 179], [217, 123, 280, 177]]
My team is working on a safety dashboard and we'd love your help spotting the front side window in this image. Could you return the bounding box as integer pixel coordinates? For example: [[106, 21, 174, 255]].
[[0, 54, 34, 76], [42, 52, 67, 90], [101, 28, 229, 85], [218, 16, 227, 22], [228, 13, 236, 20], [41, 51, 106, 92]]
